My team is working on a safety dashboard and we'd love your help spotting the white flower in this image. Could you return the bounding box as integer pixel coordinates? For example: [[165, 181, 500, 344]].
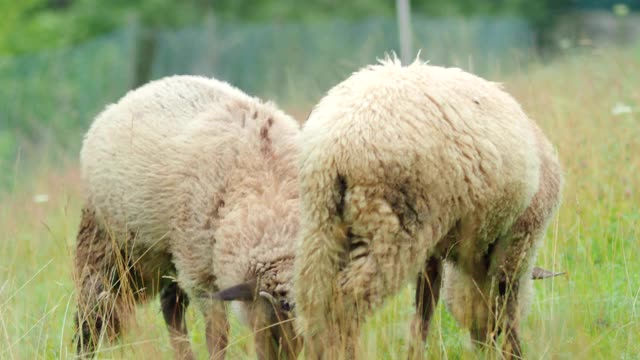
[[611, 102, 633, 116], [33, 194, 49, 203]]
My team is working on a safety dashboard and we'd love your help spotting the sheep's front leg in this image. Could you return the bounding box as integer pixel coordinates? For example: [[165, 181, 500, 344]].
[[495, 276, 523, 359], [74, 206, 130, 356], [160, 282, 195, 360], [204, 302, 229, 360], [253, 328, 276, 360], [488, 231, 538, 359], [243, 301, 276, 360]]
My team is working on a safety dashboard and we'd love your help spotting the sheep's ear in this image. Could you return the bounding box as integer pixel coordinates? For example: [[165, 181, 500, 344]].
[[532, 267, 565, 280], [211, 280, 258, 301]]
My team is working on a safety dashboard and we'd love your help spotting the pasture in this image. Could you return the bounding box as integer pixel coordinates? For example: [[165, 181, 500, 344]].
[[0, 47, 639, 359]]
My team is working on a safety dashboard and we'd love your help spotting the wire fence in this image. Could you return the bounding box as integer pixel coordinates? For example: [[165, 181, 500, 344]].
[[0, 15, 535, 185], [152, 16, 534, 103]]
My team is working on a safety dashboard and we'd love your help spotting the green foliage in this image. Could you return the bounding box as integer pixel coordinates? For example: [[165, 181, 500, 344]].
[[195, 0, 574, 23], [0, 0, 209, 55], [209, 0, 393, 21], [0, 0, 51, 54], [0, 27, 135, 184], [0, 0, 577, 56]]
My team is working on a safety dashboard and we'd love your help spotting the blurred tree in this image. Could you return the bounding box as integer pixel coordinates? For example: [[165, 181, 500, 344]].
[[412, 0, 574, 53], [0, 0, 583, 57], [0, 0, 597, 80], [0, 0, 64, 54], [209, 0, 393, 21], [0, 0, 210, 55], [0, 0, 214, 87], [575, 0, 640, 10]]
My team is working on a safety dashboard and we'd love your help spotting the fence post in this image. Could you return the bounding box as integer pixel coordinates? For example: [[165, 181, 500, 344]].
[[132, 22, 158, 89], [396, 0, 413, 65]]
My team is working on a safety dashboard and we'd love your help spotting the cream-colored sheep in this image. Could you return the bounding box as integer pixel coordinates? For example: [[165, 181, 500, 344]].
[[293, 56, 563, 359], [441, 119, 563, 353], [74, 75, 302, 359]]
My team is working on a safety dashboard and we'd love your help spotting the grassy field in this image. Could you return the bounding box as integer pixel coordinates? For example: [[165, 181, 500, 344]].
[[1, 47, 639, 359]]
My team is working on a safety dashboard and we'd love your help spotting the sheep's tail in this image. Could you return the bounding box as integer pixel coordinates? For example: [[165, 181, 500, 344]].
[[293, 160, 351, 345]]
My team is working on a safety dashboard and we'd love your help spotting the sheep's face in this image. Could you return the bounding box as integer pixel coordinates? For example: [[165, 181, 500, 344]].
[[258, 285, 301, 357], [256, 259, 295, 312], [255, 262, 302, 352], [210, 260, 302, 356]]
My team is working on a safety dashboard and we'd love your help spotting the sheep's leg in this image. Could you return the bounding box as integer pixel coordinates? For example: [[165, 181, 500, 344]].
[[412, 256, 442, 343], [160, 282, 195, 360], [254, 327, 276, 360], [253, 308, 300, 360], [245, 303, 276, 360], [74, 206, 132, 356], [274, 315, 303, 360], [253, 318, 281, 360], [448, 266, 524, 358], [75, 276, 128, 357], [494, 276, 523, 359], [489, 230, 540, 358], [301, 301, 360, 360], [491, 236, 536, 359], [204, 302, 229, 360]]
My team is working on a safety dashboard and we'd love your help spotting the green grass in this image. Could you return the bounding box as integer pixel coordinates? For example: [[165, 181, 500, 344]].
[[1, 47, 639, 359]]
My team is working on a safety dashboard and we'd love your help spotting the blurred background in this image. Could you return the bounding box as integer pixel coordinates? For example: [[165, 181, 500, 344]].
[[1, 0, 639, 186]]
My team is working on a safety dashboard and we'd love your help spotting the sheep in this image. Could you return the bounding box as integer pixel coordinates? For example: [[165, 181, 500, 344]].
[[73, 75, 303, 359], [292, 56, 563, 359], [440, 119, 564, 353]]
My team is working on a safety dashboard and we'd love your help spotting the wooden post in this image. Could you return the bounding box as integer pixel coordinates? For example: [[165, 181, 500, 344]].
[[133, 26, 158, 89], [396, 0, 413, 65]]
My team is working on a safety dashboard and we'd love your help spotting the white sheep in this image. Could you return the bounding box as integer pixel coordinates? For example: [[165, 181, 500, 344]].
[[74, 75, 302, 359], [293, 56, 563, 359], [441, 120, 563, 353]]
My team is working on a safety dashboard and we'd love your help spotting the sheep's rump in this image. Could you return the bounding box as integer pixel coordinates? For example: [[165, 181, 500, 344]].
[[294, 58, 542, 334], [80, 75, 296, 249]]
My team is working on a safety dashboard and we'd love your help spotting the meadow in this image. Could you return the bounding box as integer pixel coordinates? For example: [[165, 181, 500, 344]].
[[0, 47, 639, 359]]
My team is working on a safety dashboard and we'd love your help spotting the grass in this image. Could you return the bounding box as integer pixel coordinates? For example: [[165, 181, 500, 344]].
[[1, 47, 639, 359]]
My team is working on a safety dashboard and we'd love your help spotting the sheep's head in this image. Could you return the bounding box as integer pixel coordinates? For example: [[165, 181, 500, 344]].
[[210, 259, 301, 357], [210, 278, 295, 315]]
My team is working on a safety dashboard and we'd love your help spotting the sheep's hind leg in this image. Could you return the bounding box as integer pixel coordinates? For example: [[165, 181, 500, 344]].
[[408, 257, 442, 359], [412, 256, 443, 342], [160, 282, 195, 360]]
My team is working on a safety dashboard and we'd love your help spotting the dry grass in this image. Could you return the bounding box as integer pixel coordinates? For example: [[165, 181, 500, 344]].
[[1, 47, 639, 359]]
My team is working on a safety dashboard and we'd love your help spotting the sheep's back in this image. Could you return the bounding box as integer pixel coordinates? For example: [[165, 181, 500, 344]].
[[80, 75, 255, 246], [302, 60, 540, 224]]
